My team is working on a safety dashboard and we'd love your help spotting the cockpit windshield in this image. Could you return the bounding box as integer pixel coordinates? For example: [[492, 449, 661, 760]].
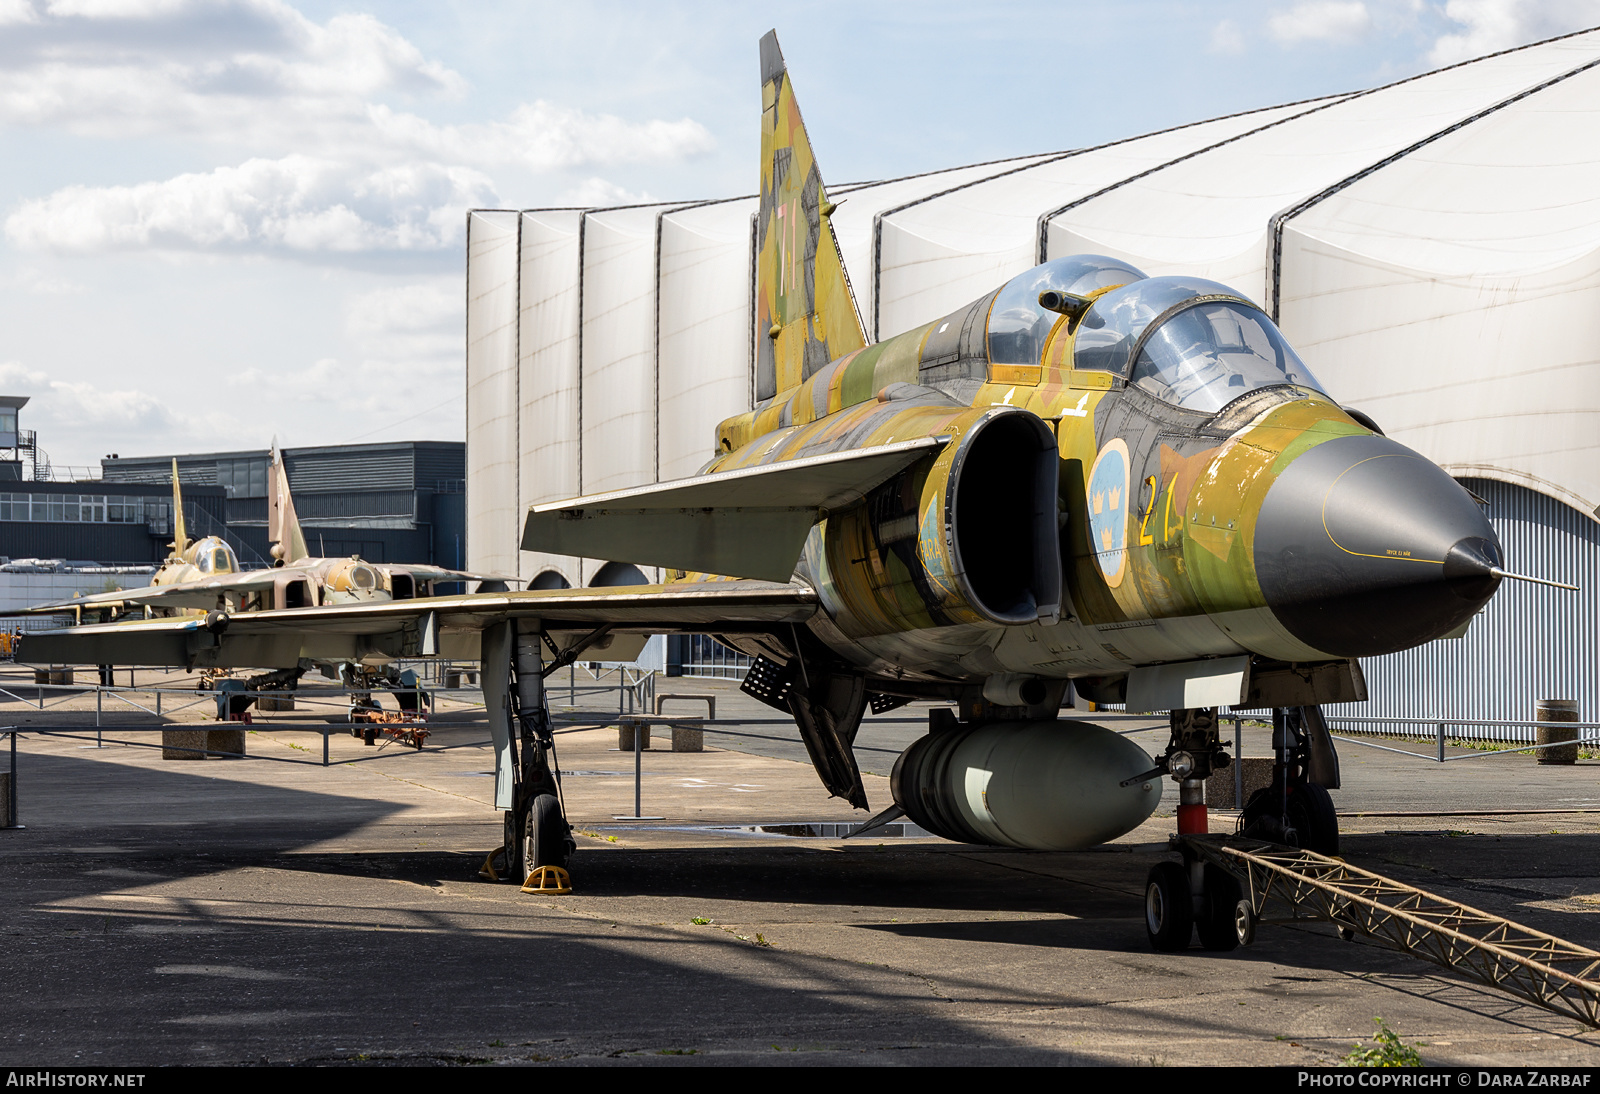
[[986, 254, 1147, 365], [192, 540, 238, 576], [1072, 275, 1324, 412], [1131, 302, 1321, 413]]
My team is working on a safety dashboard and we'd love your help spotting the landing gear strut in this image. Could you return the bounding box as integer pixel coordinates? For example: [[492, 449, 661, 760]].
[[500, 625, 575, 884], [1239, 706, 1340, 856], [1143, 704, 1341, 952]]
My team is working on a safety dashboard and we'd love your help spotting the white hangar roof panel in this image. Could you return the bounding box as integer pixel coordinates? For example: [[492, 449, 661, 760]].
[[872, 98, 1336, 338], [579, 203, 688, 505], [1280, 58, 1600, 516], [1046, 28, 1600, 306], [464, 209, 521, 576], [517, 208, 583, 586], [657, 197, 759, 483], [821, 156, 1059, 332]]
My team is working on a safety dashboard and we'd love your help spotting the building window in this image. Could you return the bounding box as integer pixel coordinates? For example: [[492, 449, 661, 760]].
[[0, 493, 168, 525]]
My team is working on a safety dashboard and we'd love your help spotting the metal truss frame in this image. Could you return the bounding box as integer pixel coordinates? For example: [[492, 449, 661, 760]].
[[1183, 835, 1600, 1026]]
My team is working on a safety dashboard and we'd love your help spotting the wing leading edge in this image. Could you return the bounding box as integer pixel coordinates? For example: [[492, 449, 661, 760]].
[[17, 580, 816, 669], [522, 436, 947, 583]]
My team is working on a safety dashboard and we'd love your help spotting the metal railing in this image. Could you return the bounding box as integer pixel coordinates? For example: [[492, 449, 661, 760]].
[[1326, 715, 1600, 763]]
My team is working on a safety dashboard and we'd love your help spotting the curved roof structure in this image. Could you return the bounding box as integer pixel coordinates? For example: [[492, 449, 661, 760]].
[[467, 26, 1600, 580]]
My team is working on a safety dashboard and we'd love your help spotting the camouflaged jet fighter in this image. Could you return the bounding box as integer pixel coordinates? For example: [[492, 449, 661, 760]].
[[22, 33, 1537, 931]]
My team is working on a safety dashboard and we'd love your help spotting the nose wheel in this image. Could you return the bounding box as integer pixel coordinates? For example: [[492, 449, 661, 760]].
[[1145, 861, 1194, 951], [1147, 859, 1249, 952]]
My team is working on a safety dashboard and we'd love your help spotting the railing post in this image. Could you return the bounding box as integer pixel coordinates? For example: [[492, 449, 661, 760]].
[[323, 727, 329, 767], [1437, 721, 1446, 763]]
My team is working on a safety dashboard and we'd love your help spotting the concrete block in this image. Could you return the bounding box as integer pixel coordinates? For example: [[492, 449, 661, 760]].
[[1204, 757, 1274, 810], [670, 721, 704, 753], [161, 728, 247, 760], [617, 717, 651, 751], [208, 728, 246, 759], [256, 695, 295, 712], [162, 729, 209, 760], [655, 693, 716, 719]]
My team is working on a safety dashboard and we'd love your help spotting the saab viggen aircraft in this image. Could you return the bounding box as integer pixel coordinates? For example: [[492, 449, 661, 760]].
[[24, 32, 1530, 950]]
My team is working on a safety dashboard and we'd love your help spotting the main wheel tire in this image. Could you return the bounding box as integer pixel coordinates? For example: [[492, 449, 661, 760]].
[[1195, 864, 1242, 952], [503, 809, 525, 881], [1145, 861, 1194, 952], [1287, 783, 1339, 856], [523, 793, 570, 877]]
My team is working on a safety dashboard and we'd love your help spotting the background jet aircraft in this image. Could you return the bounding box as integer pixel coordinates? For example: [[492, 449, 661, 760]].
[[22, 33, 1536, 920], [32, 448, 499, 620]]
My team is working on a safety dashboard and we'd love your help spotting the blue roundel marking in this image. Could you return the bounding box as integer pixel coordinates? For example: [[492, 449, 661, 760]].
[[1087, 442, 1129, 583]]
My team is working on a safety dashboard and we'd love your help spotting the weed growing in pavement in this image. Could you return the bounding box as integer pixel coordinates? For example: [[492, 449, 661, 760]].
[[1342, 1018, 1421, 1067]]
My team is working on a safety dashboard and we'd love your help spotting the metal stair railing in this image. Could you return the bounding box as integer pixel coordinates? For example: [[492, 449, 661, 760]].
[[1185, 835, 1600, 1027]]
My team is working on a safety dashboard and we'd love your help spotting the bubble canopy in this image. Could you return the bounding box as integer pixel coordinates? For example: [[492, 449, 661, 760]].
[[986, 254, 1147, 366], [1072, 276, 1325, 413]]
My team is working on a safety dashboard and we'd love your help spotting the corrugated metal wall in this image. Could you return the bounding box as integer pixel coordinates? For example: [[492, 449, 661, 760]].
[[1326, 477, 1600, 739], [283, 451, 415, 493]]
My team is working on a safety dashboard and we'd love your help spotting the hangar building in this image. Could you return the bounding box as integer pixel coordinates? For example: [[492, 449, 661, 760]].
[[465, 28, 1600, 724]]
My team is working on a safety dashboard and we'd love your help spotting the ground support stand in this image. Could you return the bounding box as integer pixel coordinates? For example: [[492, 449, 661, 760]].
[[1172, 833, 1600, 1027]]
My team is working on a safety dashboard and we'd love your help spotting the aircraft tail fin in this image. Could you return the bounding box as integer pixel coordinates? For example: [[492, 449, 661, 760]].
[[267, 447, 309, 564], [756, 30, 866, 403], [168, 458, 188, 559]]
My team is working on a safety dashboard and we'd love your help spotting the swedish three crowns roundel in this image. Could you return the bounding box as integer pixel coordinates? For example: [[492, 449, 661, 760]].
[[1086, 438, 1131, 588]]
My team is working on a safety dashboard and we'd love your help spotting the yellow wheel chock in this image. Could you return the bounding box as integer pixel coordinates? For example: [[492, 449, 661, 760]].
[[521, 866, 573, 895], [477, 849, 505, 882]]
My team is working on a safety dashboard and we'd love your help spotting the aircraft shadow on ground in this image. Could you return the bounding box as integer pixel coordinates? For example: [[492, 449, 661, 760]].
[[2, 747, 411, 860]]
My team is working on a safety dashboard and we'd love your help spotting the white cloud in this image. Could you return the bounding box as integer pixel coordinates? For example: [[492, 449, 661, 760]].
[[1427, 0, 1600, 66], [561, 177, 658, 207], [0, 0, 462, 138], [1209, 19, 1248, 54], [0, 0, 714, 257], [5, 155, 497, 253], [365, 102, 713, 173], [1269, 1, 1373, 44], [0, 359, 237, 466], [0, 266, 83, 293], [0, 0, 709, 165], [0, 0, 39, 25], [343, 277, 460, 381]]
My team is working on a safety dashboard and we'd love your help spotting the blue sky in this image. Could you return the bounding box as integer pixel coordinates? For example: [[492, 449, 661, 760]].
[[1, 0, 1595, 470]]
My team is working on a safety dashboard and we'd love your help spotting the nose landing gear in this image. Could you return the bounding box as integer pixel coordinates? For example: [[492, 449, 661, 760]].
[[1144, 704, 1341, 952]]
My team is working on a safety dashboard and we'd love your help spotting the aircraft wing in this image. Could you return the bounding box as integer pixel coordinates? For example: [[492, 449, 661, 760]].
[[522, 436, 948, 582], [386, 565, 509, 585], [21, 569, 286, 613], [17, 580, 816, 668]]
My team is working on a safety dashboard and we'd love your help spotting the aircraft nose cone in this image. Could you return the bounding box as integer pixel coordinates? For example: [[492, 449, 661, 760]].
[[1253, 434, 1502, 657]]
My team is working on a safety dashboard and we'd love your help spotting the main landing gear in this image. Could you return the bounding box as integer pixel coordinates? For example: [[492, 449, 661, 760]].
[[497, 625, 576, 889], [1143, 704, 1341, 952]]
